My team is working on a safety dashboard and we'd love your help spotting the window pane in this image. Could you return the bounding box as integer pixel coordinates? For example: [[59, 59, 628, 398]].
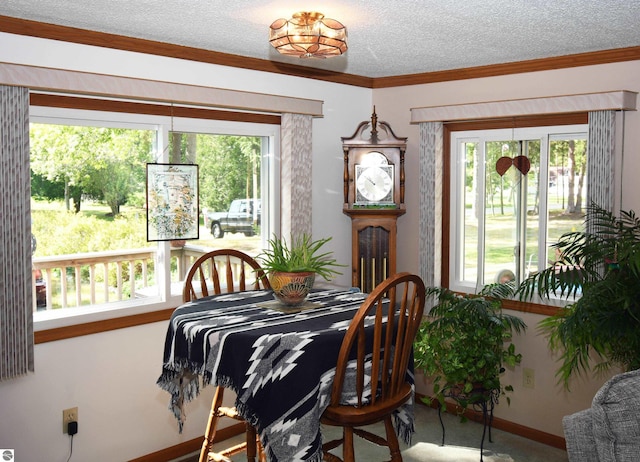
[[168, 132, 263, 255], [167, 131, 265, 297], [484, 141, 519, 285], [30, 123, 157, 310], [450, 125, 587, 293], [523, 140, 542, 279], [545, 137, 587, 267], [31, 123, 270, 312], [461, 141, 478, 283]]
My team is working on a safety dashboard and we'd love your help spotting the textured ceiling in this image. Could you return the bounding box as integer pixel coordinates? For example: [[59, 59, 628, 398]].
[[2, 0, 640, 78]]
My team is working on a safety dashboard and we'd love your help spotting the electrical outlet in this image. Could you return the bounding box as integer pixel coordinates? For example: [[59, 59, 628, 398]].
[[62, 407, 78, 434], [523, 368, 535, 389]]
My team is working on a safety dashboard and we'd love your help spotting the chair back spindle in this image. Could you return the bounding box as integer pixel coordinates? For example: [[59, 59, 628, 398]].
[[183, 249, 270, 302]]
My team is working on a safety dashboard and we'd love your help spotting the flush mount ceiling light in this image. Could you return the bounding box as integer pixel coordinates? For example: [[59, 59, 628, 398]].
[[269, 11, 348, 58]]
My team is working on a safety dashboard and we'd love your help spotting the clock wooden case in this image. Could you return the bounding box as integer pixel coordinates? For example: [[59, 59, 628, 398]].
[[342, 111, 407, 293]]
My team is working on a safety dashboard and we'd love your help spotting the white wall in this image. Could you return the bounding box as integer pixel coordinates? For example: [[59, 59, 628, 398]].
[[373, 61, 640, 436], [0, 32, 369, 461], [0, 322, 203, 461]]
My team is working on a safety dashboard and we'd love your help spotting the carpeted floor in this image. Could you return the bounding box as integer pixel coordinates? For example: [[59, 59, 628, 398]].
[[179, 404, 568, 462], [384, 404, 567, 462]]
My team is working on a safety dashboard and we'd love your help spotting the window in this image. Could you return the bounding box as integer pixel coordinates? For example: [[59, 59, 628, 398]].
[[449, 124, 588, 294], [30, 106, 278, 327]]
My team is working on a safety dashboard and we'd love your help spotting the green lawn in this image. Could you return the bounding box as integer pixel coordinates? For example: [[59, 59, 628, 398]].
[[462, 207, 585, 283]]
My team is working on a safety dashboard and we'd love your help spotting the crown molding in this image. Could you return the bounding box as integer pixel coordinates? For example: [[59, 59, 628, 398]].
[[0, 15, 373, 88], [2, 15, 640, 89], [374, 47, 640, 88]]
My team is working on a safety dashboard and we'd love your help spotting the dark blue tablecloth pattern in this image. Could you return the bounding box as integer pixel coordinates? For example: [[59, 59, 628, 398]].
[[157, 288, 415, 462]]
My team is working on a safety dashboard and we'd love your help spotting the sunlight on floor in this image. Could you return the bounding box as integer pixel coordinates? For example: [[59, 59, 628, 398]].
[[403, 441, 515, 461]]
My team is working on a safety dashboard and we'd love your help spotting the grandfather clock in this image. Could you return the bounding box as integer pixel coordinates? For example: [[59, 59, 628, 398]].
[[342, 109, 407, 293]]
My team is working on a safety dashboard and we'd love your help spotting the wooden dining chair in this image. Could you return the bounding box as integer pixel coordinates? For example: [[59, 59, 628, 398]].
[[183, 249, 270, 462], [321, 272, 426, 462], [183, 248, 270, 303]]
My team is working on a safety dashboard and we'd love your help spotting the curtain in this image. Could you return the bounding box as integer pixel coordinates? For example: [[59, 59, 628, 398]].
[[280, 113, 313, 238], [586, 110, 616, 214], [418, 122, 443, 292], [0, 85, 34, 381]]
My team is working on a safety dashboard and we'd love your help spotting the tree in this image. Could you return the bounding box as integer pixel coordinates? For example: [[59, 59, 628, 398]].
[[197, 135, 261, 212], [83, 128, 151, 215], [30, 124, 94, 211], [31, 125, 261, 217], [30, 124, 152, 215], [549, 139, 587, 214], [31, 170, 65, 201], [87, 159, 136, 215]]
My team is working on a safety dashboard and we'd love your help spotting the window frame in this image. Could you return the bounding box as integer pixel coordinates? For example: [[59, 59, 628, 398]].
[[30, 102, 280, 342], [449, 125, 587, 294], [441, 113, 588, 314]]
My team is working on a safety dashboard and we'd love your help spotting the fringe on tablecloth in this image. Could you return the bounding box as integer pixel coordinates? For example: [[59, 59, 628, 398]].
[[156, 360, 208, 432]]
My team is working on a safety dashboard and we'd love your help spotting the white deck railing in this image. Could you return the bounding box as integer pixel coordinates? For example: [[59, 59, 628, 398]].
[[31, 245, 210, 312]]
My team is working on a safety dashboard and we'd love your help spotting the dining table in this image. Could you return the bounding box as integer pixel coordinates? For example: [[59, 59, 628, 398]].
[[156, 287, 416, 462]]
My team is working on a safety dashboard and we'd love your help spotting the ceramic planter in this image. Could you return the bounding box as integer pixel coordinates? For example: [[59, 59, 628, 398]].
[[269, 271, 315, 306]]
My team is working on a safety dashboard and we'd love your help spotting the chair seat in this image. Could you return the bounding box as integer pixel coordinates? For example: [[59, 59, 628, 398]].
[[321, 383, 412, 427]]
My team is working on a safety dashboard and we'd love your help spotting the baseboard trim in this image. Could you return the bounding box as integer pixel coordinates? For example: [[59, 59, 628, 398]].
[[417, 393, 567, 450], [128, 422, 245, 462]]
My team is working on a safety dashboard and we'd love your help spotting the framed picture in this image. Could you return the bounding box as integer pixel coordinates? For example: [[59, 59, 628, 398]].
[[146, 163, 199, 241]]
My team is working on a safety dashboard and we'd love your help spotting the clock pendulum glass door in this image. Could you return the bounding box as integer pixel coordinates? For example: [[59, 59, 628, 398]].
[[358, 226, 390, 293]]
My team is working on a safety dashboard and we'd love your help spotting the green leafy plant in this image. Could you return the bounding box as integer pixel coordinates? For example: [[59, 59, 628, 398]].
[[257, 234, 344, 280], [518, 203, 640, 387], [414, 282, 526, 419]]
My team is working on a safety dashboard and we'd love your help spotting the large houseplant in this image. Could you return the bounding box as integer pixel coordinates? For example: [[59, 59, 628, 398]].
[[518, 203, 640, 387], [257, 234, 344, 305], [414, 282, 526, 419]]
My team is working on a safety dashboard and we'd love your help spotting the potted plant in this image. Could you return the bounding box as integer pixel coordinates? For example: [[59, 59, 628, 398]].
[[518, 203, 640, 387], [414, 282, 527, 420], [257, 233, 344, 306]]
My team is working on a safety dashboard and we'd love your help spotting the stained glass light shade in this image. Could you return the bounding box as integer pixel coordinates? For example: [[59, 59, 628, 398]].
[[269, 12, 348, 58]]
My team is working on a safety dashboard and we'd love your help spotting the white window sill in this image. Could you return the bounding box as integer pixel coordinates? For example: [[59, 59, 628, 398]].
[[33, 293, 184, 331]]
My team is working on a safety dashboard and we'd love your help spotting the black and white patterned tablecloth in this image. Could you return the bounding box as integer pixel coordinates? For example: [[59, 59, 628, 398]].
[[157, 288, 415, 462]]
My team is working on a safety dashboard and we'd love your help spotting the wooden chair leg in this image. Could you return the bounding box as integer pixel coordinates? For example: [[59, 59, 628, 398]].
[[199, 387, 225, 462], [343, 427, 355, 462], [246, 422, 257, 462], [383, 416, 402, 462], [258, 436, 267, 462]]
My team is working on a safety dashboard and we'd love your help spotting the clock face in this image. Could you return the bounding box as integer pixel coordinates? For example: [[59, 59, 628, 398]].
[[355, 165, 394, 203]]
